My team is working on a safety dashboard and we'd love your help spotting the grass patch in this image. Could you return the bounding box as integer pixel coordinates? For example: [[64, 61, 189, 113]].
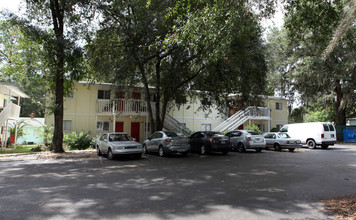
[[0, 145, 40, 154]]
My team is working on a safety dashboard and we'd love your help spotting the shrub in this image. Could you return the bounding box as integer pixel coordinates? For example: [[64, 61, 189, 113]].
[[270, 127, 279, 132], [244, 124, 262, 134], [64, 131, 92, 150]]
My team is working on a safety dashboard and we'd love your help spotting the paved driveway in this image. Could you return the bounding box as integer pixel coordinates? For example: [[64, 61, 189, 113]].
[[0, 144, 355, 220]]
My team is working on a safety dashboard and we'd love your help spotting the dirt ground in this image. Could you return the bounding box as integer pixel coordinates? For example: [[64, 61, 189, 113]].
[[321, 196, 356, 220]]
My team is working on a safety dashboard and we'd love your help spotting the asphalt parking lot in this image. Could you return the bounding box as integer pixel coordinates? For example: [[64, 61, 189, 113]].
[[0, 144, 355, 220]]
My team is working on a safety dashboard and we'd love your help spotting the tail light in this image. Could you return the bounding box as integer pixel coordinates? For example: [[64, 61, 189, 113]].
[[321, 134, 324, 139], [246, 137, 251, 141], [209, 138, 215, 143], [165, 138, 171, 143]]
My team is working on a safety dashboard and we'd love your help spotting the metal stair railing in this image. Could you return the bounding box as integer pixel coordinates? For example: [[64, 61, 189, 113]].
[[0, 103, 21, 127], [213, 109, 246, 132], [151, 103, 193, 136], [214, 107, 261, 133]]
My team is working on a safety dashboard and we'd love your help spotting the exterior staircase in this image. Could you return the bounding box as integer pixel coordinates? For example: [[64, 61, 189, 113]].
[[0, 103, 21, 147], [213, 106, 270, 133], [151, 104, 193, 136]]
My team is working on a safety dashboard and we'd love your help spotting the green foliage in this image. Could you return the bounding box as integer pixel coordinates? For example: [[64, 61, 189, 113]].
[[270, 127, 279, 132], [9, 121, 27, 139], [42, 124, 53, 147], [289, 107, 305, 123], [88, 0, 272, 131], [63, 131, 93, 150], [0, 21, 47, 117], [267, 0, 356, 125], [304, 109, 333, 123], [244, 124, 261, 134]]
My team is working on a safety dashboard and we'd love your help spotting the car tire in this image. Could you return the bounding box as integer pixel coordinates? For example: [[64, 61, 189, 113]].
[[274, 143, 282, 151], [143, 144, 148, 154], [222, 150, 228, 155], [321, 144, 329, 149], [288, 148, 295, 152], [107, 149, 114, 160], [237, 143, 246, 153], [307, 139, 316, 149], [255, 148, 262, 153], [158, 146, 165, 157], [96, 146, 102, 156], [200, 145, 207, 155]]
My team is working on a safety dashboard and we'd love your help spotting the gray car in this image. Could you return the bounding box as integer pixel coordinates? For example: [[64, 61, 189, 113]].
[[96, 132, 143, 160], [143, 131, 190, 157], [263, 132, 302, 152], [225, 130, 266, 152]]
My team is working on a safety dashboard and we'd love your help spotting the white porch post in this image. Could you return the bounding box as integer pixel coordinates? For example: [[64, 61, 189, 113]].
[[112, 100, 116, 132], [14, 120, 18, 149]]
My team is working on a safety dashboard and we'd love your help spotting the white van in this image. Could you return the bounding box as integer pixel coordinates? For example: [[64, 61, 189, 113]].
[[279, 122, 337, 149]]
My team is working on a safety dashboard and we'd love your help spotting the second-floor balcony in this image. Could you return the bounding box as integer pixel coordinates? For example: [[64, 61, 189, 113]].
[[97, 99, 148, 116]]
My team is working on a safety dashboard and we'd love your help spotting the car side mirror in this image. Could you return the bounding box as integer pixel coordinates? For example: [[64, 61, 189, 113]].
[[104, 139, 108, 142]]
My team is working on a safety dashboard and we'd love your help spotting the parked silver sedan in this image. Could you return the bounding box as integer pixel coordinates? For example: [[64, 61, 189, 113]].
[[143, 131, 190, 157], [263, 132, 302, 152], [225, 130, 266, 152], [96, 132, 143, 160]]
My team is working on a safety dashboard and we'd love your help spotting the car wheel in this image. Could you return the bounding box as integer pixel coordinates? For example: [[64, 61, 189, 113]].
[[288, 148, 295, 152], [237, 143, 246, 153], [158, 146, 165, 157], [222, 150, 228, 155], [107, 149, 114, 160], [200, 145, 207, 155], [255, 148, 262, 153], [321, 144, 329, 149], [307, 139, 316, 149], [143, 144, 148, 154], [274, 143, 282, 151], [96, 146, 102, 156]]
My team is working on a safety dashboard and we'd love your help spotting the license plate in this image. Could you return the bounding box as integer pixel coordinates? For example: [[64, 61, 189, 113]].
[[331, 134, 334, 138]]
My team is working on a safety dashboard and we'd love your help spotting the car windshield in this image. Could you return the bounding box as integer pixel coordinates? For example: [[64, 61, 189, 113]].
[[109, 134, 133, 141], [278, 133, 290, 138], [165, 131, 178, 137]]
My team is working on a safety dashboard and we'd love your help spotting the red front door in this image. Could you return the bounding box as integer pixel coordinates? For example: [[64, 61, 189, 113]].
[[131, 122, 140, 142], [115, 122, 124, 132]]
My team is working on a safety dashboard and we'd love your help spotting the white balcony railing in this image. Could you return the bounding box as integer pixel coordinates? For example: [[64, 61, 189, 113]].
[[97, 99, 148, 115]]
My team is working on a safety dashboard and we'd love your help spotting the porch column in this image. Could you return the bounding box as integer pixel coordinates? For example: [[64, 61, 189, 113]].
[[112, 100, 116, 132]]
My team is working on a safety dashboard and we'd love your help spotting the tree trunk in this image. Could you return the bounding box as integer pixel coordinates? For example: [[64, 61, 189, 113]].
[[50, 0, 65, 153], [140, 65, 156, 134], [334, 79, 346, 125], [154, 57, 161, 132]]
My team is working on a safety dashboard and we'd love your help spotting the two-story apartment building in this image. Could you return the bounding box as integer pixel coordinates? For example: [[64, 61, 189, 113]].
[[45, 81, 289, 143], [0, 82, 29, 148]]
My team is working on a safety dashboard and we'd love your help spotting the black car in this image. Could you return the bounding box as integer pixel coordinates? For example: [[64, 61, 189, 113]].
[[189, 131, 230, 155]]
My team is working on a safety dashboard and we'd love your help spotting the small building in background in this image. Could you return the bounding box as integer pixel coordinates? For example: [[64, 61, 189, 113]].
[[16, 118, 45, 145]]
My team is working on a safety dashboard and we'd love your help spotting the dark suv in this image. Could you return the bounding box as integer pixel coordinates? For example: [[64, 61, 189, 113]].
[[189, 131, 230, 155]]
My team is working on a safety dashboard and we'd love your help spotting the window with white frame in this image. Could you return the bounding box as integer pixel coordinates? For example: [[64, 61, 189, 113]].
[[63, 120, 72, 132], [201, 123, 211, 131], [144, 122, 151, 133], [98, 90, 111, 100], [276, 102, 283, 110], [97, 121, 110, 131]]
